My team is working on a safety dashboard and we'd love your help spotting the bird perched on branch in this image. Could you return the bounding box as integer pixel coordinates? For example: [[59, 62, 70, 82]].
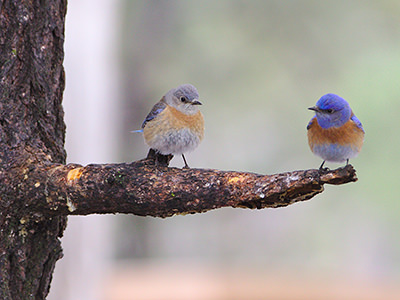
[[134, 84, 204, 168], [307, 93, 364, 170]]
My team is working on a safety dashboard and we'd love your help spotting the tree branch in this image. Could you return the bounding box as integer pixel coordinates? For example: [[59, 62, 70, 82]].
[[21, 157, 357, 219]]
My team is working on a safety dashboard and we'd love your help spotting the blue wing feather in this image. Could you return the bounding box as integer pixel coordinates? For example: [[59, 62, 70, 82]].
[[141, 97, 167, 128], [307, 116, 316, 130], [351, 114, 364, 132]]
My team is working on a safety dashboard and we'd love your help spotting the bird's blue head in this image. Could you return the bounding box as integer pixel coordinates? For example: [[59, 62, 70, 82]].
[[309, 94, 352, 129]]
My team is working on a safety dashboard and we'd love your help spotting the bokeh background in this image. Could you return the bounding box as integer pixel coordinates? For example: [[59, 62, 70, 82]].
[[48, 1, 400, 299]]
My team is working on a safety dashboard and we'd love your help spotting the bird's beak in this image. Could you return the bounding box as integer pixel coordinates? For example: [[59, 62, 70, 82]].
[[308, 106, 319, 112], [191, 100, 202, 105]]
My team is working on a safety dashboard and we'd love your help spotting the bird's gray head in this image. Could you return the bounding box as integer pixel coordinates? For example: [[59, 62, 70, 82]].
[[165, 84, 202, 115]]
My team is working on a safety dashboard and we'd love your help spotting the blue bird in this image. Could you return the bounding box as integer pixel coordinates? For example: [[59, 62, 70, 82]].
[[307, 93, 364, 170]]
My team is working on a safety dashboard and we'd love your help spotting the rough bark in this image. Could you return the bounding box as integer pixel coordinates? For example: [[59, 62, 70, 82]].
[[0, 0, 67, 299], [0, 0, 359, 299], [15, 159, 357, 219]]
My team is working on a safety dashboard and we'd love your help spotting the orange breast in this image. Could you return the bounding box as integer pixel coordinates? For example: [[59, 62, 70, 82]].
[[307, 117, 364, 150], [168, 106, 205, 138], [143, 105, 204, 144]]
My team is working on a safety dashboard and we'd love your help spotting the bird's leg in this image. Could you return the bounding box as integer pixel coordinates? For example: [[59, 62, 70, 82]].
[[146, 149, 173, 167], [318, 160, 331, 173], [182, 154, 190, 169]]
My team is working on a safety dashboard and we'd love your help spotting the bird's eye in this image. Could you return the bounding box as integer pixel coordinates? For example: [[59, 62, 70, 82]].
[[326, 109, 334, 114], [180, 96, 187, 103]]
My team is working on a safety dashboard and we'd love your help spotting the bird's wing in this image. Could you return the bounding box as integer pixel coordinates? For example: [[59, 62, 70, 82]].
[[307, 116, 317, 130], [350, 114, 364, 133], [141, 97, 167, 129]]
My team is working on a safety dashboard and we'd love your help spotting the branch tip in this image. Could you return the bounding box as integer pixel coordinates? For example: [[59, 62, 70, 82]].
[[318, 164, 358, 185]]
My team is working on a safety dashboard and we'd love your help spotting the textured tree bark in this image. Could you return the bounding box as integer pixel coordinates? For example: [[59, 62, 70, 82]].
[[0, 1, 67, 299], [0, 0, 359, 299], [20, 160, 357, 219]]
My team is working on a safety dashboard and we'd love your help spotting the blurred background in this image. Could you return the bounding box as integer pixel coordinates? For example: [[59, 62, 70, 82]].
[[48, 1, 400, 299]]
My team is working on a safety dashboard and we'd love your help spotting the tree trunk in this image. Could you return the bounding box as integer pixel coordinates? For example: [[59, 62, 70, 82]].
[[0, 1, 67, 299], [0, 1, 358, 299]]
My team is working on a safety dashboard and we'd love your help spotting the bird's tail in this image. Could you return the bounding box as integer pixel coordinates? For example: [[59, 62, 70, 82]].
[[131, 129, 143, 133]]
